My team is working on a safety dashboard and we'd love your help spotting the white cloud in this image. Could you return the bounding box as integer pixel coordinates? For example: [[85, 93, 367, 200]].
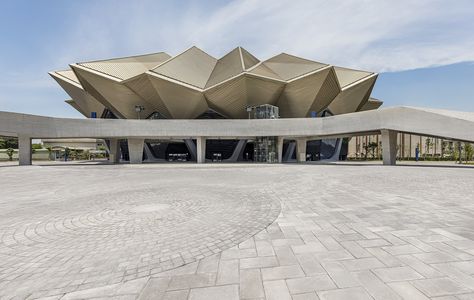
[[54, 0, 474, 72]]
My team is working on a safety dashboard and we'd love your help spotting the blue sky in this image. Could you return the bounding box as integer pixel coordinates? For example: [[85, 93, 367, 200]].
[[0, 0, 473, 118]]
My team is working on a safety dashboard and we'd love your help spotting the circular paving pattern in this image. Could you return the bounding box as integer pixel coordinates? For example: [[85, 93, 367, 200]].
[[0, 185, 280, 297]]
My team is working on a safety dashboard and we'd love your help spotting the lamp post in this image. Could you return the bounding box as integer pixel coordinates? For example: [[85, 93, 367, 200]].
[[135, 105, 145, 119], [246, 106, 253, 119]]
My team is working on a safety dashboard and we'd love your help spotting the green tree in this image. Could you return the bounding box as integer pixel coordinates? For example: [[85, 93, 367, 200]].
[[64, 147, 71, 161], [0, 137, 18, 149], [6, 148, 14, 161], [464, 143, 473, 162], [5, 138, 17, 149], [454, 142, 462, 163], [425, 138, 433, 159], [366, 142, 378, 159], [46, 146, 53, 160]]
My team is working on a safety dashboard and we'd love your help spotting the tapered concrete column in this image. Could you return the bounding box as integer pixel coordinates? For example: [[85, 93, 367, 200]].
[[128, 138, 144, 164], [381, 129, 397, 165], [277, 137, 284, 163], [18, 136, 32, 166], [108, 139, 120, 163], [184, 139, 197, 161], [296, 138, 307, 163], [196, 137, 206, 164]]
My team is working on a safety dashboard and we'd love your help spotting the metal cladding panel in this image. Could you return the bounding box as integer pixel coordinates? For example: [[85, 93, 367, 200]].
[[277, 68, 331, 118], [148, 76, 208, 119], [72, 67, 152, 119], [124, 74, 172, 119], [205, 48, 244, 88], [309, 68, 341, 114], [240, 47, 260, 70], [334, 66, 373, 88], [359, 98, 383, 111], [205, 75, 285, 119], [51, 72, 105, 118], [152, 47, 217, 89], [52, 47, 381, 120], [54, 70, 80, 83], [328, 75, 377, 115], [248, 63, 283, 81], [205, 76, 247, 119], [65, 100, 88, 117], [246, 75, 285, 107], [78, 52, 171, 81], [263, 53, 328, 81]]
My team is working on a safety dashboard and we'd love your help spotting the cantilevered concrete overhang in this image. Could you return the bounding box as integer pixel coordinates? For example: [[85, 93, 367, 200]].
[[1, 106, 473, 141], [1, 106, 474, 166]]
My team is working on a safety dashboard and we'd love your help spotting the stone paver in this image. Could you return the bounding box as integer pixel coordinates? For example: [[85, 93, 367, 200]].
[[0, 162, 473, 299]]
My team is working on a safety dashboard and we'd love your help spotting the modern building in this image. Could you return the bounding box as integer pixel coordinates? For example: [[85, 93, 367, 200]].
[[49, 46, 382, 163]]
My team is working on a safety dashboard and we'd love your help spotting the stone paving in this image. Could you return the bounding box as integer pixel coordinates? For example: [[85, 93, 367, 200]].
[[0, 162, 473, 299]]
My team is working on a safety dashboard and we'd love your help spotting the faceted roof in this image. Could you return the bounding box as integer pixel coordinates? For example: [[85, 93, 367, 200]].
[[51, 46, 381, 119]]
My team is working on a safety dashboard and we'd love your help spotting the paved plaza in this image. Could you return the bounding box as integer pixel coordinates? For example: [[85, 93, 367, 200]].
[[0, 163, 473, 299]]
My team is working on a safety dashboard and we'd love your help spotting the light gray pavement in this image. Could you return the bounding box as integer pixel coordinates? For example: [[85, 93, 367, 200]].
[[0, 163, 473, 299]]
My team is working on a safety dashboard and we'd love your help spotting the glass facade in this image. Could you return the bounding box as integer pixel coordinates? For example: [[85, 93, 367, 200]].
[[250, 104, 279, 119], [254, 137, 278, 163], [250, 104, 280, 163]]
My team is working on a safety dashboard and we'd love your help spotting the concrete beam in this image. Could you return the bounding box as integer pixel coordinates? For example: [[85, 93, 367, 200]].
[[296, 138, 307, 163], [108, 139, 121, 163], [128, 138, 144, 164], [1, 107, 474, 145], [196, 137, 206, 164], [18, 136, 32, 166], [381, 129, 398, 165]]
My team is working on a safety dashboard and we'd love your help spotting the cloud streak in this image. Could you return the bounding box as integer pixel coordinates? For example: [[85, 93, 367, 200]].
[[57, 0, 474, 72]]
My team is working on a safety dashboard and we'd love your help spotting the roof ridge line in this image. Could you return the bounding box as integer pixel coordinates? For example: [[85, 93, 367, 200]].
[[77, 51, 170, 65], [341, 73, 378, 91], [238, 47, 246, 71]]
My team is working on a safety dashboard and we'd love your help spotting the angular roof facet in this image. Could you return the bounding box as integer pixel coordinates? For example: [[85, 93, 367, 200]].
[[51, 46, 382, 119], [151, 47, 217, 89], [78, 52, 171, 81]]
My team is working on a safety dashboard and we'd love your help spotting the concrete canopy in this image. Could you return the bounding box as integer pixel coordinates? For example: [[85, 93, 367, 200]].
[[51, 46, 381, 120]]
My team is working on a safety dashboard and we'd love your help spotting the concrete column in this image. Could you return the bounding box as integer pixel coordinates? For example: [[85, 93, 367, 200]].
[[128, 138, 144, 164], [381, 129, 397, 165], [108, 139, 120, 163], [184, 139, 197, 161], [18, 136, 32, 166], [296, 138, 307, 163], [196, 137, 206, 164], [277, 137, 284, 163]]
